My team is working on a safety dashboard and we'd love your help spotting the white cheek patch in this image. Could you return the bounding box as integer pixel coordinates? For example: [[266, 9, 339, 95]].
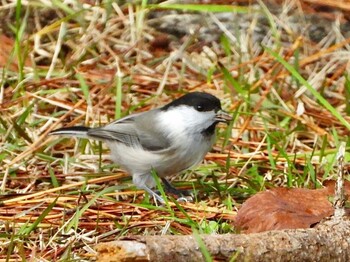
[[157, 106, 216, 138]]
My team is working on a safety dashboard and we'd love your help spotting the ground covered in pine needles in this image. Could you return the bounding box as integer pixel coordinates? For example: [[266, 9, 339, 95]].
[[1, 0, 350, 260]]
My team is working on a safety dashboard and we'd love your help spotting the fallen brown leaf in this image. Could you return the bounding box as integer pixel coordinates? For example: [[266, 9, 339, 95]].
[[234, 181, 350, 233]]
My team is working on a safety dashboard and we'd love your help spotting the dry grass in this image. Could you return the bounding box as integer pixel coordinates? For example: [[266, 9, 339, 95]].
[[1, 0, 350, 260]]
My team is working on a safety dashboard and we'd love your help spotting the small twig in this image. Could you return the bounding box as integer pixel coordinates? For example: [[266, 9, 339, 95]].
[[333, 142, 346, 219]]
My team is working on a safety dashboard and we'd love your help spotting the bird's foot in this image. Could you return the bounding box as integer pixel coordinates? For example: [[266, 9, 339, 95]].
[[160, 178, 194, 202]]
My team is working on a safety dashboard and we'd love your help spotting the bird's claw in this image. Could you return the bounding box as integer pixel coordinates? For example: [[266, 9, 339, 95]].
[[176, 196, 193, 203]]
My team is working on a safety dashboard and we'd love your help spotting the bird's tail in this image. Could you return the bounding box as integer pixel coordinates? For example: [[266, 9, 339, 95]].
[[49, 126, 91, 138]]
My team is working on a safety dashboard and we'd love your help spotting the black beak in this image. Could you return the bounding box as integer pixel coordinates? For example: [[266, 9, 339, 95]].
[[215, 110, 232, 123]]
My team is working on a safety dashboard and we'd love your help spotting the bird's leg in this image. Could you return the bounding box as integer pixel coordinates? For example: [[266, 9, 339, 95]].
[[140, 184, 165, 204], [161, 178, 193, 199], [133, 174, 165, 204]]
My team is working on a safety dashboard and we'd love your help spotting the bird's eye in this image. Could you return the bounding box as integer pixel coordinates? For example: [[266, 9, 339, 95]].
[[196, 105, 204, 111]]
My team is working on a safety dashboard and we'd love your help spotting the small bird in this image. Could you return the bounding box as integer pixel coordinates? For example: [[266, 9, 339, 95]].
[[50, 92, 232, 203]]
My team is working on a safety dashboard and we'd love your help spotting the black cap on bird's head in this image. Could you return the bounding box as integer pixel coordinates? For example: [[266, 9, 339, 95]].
[[162, 92, 232, 123], [162, 92, 221, 112]]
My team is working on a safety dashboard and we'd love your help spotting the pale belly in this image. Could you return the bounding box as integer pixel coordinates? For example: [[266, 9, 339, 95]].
[[107, 135, 214, 177]]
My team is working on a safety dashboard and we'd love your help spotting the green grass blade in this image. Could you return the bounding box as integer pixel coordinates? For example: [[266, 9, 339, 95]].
[[344, 73, 350, 115], [258, 0, 280, 49], [76, 73, 91, 107], [172, 199, 196, 226], [14, 0, 27, 89], [66, 185, 126, 231], [22, 197, 58, 235], [148, 4, 249, 13], [16, 103, 33, 125], [49, 167, 60, 188], [115, 73, 123, 119], [52, 0, 76, 15], [151, 170, 175, 211], [265, 47, 350, 130], [218, 62, 244, 95], [193, 229, 213, 262]]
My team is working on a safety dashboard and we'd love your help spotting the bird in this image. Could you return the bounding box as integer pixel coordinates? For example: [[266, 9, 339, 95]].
[[49, 92, 232, 203]]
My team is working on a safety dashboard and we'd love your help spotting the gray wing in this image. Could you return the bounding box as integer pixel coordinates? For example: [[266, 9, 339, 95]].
[[86, 110, 171, 151]]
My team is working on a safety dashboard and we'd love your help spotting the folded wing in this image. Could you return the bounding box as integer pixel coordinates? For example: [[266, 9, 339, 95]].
[[87, 111, 170, 151]]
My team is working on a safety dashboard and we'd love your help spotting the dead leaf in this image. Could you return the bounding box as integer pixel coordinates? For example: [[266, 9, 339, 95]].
[[234, 181, 350, 233]]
